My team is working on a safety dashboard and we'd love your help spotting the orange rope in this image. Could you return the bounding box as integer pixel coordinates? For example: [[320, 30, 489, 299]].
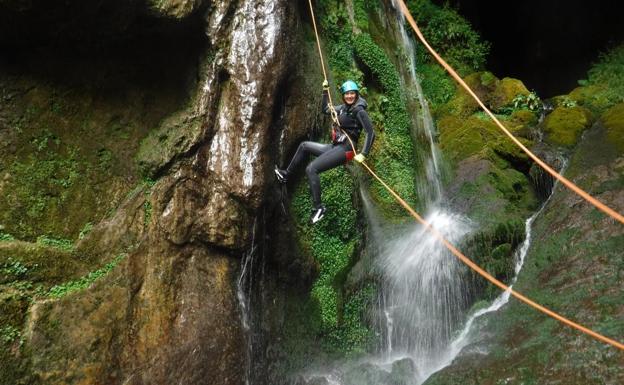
[[308, 0, 340, 126], [360, 160, 624, 351], [394, 0, 624, 226], [306, 0, 624, 351]]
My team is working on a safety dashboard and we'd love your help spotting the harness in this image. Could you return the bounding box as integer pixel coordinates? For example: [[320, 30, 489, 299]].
[[332, 104, 363, 145]]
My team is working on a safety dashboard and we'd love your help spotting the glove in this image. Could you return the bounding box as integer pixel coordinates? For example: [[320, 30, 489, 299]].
[[354, 153, 366, 163], [322, 79, 329, 90]]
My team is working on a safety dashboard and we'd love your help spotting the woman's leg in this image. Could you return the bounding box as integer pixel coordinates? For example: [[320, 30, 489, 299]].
[[305, 146, 348, 208], [285, 141, 332, 174]]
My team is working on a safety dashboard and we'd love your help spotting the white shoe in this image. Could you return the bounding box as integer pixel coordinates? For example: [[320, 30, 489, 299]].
[[274, 166, 288, 184], [311, 206, 326, 224]]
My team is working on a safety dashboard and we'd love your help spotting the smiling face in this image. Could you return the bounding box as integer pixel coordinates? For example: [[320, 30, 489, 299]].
[[343, 91, 358, 105]]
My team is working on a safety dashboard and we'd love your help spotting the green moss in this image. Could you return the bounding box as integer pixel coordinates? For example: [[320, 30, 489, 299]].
[[406, 0, 490, 75], [542, 106, 593, 147], [601, 102, 624, 151], [47, 254, 125, 298], [352, 32, 421, 216], [0, 78, 161, 241], [419, 63, 456, 107], [491, 77, 530, 111]]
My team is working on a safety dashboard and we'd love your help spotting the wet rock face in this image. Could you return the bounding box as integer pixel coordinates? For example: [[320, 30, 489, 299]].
[[26, 243, 244, 385], [18, 0, 303, 384]]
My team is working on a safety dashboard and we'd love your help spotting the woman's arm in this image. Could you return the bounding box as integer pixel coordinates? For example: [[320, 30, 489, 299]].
[[356, 110, 375, 156]]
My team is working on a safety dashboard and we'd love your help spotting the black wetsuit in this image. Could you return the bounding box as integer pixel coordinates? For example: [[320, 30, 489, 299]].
[[284, 90, 375, 209]]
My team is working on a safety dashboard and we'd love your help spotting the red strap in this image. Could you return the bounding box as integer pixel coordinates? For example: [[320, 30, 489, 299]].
[[345, 151, 354, 162]]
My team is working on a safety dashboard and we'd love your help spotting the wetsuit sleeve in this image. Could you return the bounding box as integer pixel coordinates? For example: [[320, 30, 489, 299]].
[[356, 109, 375, 156]]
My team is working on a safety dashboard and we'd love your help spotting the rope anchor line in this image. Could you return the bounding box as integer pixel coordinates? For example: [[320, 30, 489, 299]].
[[307, 0, 624, 351]]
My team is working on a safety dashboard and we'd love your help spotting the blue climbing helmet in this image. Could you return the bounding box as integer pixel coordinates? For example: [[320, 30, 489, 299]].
[[340, 80, 359, 94]]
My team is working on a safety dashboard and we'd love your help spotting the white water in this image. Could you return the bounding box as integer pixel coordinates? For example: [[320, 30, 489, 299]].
[[390, 0, 444, 205], [373, 207, 473, 384], [423, 200, 549, 379], [238, 219, 262, 385]]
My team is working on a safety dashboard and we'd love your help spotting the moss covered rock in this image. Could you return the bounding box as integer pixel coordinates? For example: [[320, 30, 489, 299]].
[[601, 102, 624, 152], [568, 84, 614, 113], [436, 72, 531, 118], [490, 77, 530, 111], [542, 105, 593, 147]]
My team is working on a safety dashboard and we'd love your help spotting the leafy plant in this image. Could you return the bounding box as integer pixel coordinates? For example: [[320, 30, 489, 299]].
[[47, 254, 125, 298], [585, 45, 624, 100], [78, 222, 93, 240], [0, 326, 22, 345], [1, 259, 30, 278], [36, 235, 74, 251], [0, 232, 15, 241], [513, 92, 542, 112], [560, 96, 577, 108], [407, 0, 490, 75]]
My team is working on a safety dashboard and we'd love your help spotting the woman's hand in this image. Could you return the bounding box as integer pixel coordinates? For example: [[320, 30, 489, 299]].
[[354, 153, 365, 163]]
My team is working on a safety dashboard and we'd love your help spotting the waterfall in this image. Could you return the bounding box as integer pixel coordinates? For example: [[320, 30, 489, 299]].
[[237, 215, 268, 385], [372, 206, 473, 384], [237, 221, 257, 385], [389, 0, 444, 204]]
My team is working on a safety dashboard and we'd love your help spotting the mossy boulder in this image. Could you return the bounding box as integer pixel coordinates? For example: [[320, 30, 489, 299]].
[[436, 72, 496, 117], [568, 84, 615, 113], [601, 102, 624, 152], [438, 115, 532, 168], [490, 77, 530, 111], [436, 72, 531, 117], [542, 105, 593, 147]]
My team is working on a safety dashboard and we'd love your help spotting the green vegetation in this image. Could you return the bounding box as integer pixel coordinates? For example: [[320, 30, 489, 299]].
[[407, 0, 490, 75], [352, 32, 421, 215], [0, 232, 16, 242], [36, 235, 74, 251], [291, 167, 366, 346], [579, 44, 624, 106], [47, 254, 125, 298], [542, 106, 593, 147], [0, 325, 22, 345], [601, 102, 624, 152], [418, 63, 456, 106], [1, 259, 30, 279], [78, 222, 93, 240], [512, 91, 542, 112]]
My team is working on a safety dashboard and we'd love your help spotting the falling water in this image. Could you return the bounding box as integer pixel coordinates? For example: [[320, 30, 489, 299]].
[[389, 0, 444, 203], [237, 222, 256, 385], [238, 217, 268, 385], [373, 207, 473, 383]]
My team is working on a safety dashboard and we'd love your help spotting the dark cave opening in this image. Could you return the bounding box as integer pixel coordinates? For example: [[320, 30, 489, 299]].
[[0, 1, 208, 98], [434, 0, 624, 98]]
